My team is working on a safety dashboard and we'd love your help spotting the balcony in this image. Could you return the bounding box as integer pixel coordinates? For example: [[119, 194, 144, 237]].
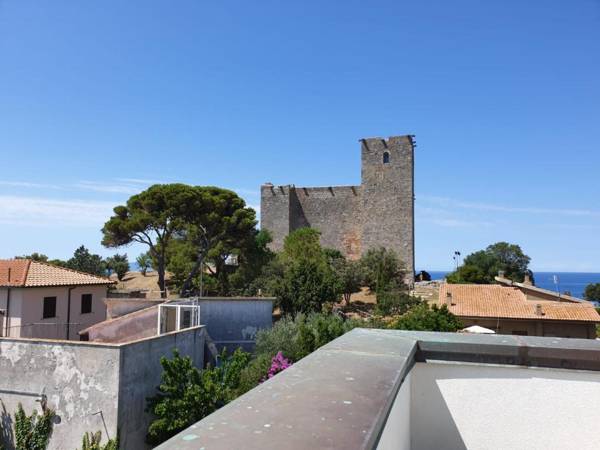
[[157, 329, 600, 450]]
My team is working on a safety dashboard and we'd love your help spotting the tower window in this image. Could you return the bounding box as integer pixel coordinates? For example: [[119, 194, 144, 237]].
[[383, 152, 390, 164]]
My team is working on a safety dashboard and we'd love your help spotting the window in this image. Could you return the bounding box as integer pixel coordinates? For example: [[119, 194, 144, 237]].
[[81, 294, 92, 314], [383, 152, 390, 164], [43, 297, 57, 319], [512, 330, 528, 336]]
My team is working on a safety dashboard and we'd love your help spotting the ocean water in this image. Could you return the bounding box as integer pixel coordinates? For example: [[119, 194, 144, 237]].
[[425, 270, 600, 300]]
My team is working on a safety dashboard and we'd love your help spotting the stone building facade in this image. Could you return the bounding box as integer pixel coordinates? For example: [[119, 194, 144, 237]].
[[261, 135, 415, 275]]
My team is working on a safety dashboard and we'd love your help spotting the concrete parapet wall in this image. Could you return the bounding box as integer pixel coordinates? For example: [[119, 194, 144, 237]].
[[0, 326, 206, 450]]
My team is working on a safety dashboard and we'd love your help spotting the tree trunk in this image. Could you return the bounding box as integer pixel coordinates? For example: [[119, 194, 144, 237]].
[[157, 258, 167, 298], [181, 253, 204, 298]]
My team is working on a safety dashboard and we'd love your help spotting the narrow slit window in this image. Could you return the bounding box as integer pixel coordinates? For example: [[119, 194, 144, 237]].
[[383, 152, 390, 164], [43, 296, 57, 319], [81, 294, 92, 314]]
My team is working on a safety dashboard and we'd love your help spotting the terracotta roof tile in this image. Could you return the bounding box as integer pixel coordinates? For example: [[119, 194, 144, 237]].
[[0, 259, 30, 286], [438, 284, 600, 323], [0, 259, 114, 287]]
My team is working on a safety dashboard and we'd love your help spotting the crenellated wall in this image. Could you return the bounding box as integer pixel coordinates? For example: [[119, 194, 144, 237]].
[[260, 135, 414, 273]]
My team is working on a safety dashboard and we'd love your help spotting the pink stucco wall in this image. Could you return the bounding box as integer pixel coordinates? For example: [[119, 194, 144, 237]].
[[0, 285, 108, 339]]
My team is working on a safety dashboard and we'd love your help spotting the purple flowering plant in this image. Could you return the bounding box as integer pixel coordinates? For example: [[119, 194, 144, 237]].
[[263, 351, 292, 381]]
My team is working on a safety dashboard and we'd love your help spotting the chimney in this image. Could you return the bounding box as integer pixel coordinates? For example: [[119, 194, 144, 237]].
[[535, 304, 543, 316], [445, 291, 453, 306], [498, 270, 505, 278], [523, 272, 533, 286]]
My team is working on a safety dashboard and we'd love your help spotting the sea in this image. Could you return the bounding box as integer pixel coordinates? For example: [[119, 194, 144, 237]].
[[426, 271, 600, 300]]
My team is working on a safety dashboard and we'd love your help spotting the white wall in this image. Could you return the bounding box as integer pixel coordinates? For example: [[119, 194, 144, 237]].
[[377, 372, 411, 450], [410, 362, 600, 450]]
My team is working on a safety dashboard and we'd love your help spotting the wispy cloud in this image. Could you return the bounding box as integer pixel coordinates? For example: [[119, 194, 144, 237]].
[[0, 181, 63, 189], [74, 181, 141, 194], [0, 195, 114, 227], [419, 195, 600, 218], [115, 178, 166, 185]]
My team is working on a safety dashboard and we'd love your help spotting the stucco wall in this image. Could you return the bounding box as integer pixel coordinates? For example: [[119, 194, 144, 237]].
[[197, 298, 273, 352], [461, 317, 596, 339], [83, 305, 159, 343], [0, 339, 120, 450], [0, 326, 206, 450], [105, 298, 163, 319], [409, 362, 600, 450], [117, 327, 205, 450], [1, 286, 107, 340]]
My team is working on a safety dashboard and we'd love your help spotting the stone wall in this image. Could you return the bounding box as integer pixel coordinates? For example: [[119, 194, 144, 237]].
[[292, 186, 363, 259], [260, 135, 415, 273]]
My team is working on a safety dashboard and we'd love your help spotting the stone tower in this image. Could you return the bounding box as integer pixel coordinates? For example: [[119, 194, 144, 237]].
[[260, 135, 415, 276], [360, 136, 415, 275]]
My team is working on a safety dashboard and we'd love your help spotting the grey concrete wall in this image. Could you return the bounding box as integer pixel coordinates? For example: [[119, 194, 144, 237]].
[[260, 136, 415, 274], [105, 298, 163, 319], [0, 339, 120, 450], [0, 326, 206, 450], [82, 305, 159, 343], [117, 327, 206, 450], [198, 298, 273, 352]]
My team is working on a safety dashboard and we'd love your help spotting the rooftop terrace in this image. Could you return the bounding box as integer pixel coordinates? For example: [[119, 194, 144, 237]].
[[158, 329, 600, 450]]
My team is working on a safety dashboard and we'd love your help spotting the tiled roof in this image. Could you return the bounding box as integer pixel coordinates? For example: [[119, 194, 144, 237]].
[[438, 284, 600, 323], [0, 259, 114, 288], [0, 259, 30, 286]]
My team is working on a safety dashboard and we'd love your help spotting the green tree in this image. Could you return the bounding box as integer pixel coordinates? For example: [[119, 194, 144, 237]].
[[331, 258, 363, 305], [106, 253, 129, 281], [584, 283, 600, 302], [102, 184, 195, 297], [146, 348, 249, 446], [179, 187, 257, 296], [136, 252, 152, 276], [13, 404, 55, 450], [447, 242, 531, 284], [360, 247, 407, 293], [268, 229, 340, 315], [390, 303, 462, 332], [66, 246, 107, 276], [15, 253, 48, 262], [375, 291, 422, 316], [228, 230, 275, 295]]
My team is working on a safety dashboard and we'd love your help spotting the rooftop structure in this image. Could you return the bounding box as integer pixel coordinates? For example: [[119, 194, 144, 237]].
[[436, 283, 600, 338], [158, 329, 600, 450], [0, 259, 114, 287], [0, 259, 114, 339]]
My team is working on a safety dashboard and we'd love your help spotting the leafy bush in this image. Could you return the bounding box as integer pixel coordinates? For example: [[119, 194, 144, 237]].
[[255, 313, 361, 362], [106, 253, 129, 281], [14, 404, 55, 450], [146, 348, 250, 446], [390, 303, 462, 332], [375, 290, 422, 316], [80, 431, 119, 450], [360, 247, 406, 293], [584, 283, 600, 302], [236, 353, 273, 396]]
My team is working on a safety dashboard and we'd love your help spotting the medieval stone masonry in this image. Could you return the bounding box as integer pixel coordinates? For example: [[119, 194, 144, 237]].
[[260, 135, 415, 275]]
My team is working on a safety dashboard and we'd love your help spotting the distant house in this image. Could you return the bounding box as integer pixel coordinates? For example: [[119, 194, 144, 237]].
[[0, 259, 114, 340], [438, 282, 600, 339]]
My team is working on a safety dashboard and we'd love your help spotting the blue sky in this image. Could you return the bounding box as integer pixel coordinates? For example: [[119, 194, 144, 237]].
[[1, 0, 599, 271]]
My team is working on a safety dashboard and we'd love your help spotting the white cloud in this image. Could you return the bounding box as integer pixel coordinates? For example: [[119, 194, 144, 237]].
[[0, 181, 62, 189], [0, 195, 115, 227], [419, 195, 600, 217]]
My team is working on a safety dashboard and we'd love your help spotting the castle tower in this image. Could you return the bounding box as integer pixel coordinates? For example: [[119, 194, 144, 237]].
[[260, 135, 415, 277], [359, 136, 415, 276]]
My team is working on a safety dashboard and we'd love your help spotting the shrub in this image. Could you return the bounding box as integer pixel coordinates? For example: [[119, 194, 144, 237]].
[[375, 290, 422, 316], [14, 403, 55, 450], [390, 303, 462, 332], [80, 431, 119, 450], [255, 313, 361, 362], [360, 247, 406, 293], [236, 353, 273, 396], [146, 348, 250, 446]]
